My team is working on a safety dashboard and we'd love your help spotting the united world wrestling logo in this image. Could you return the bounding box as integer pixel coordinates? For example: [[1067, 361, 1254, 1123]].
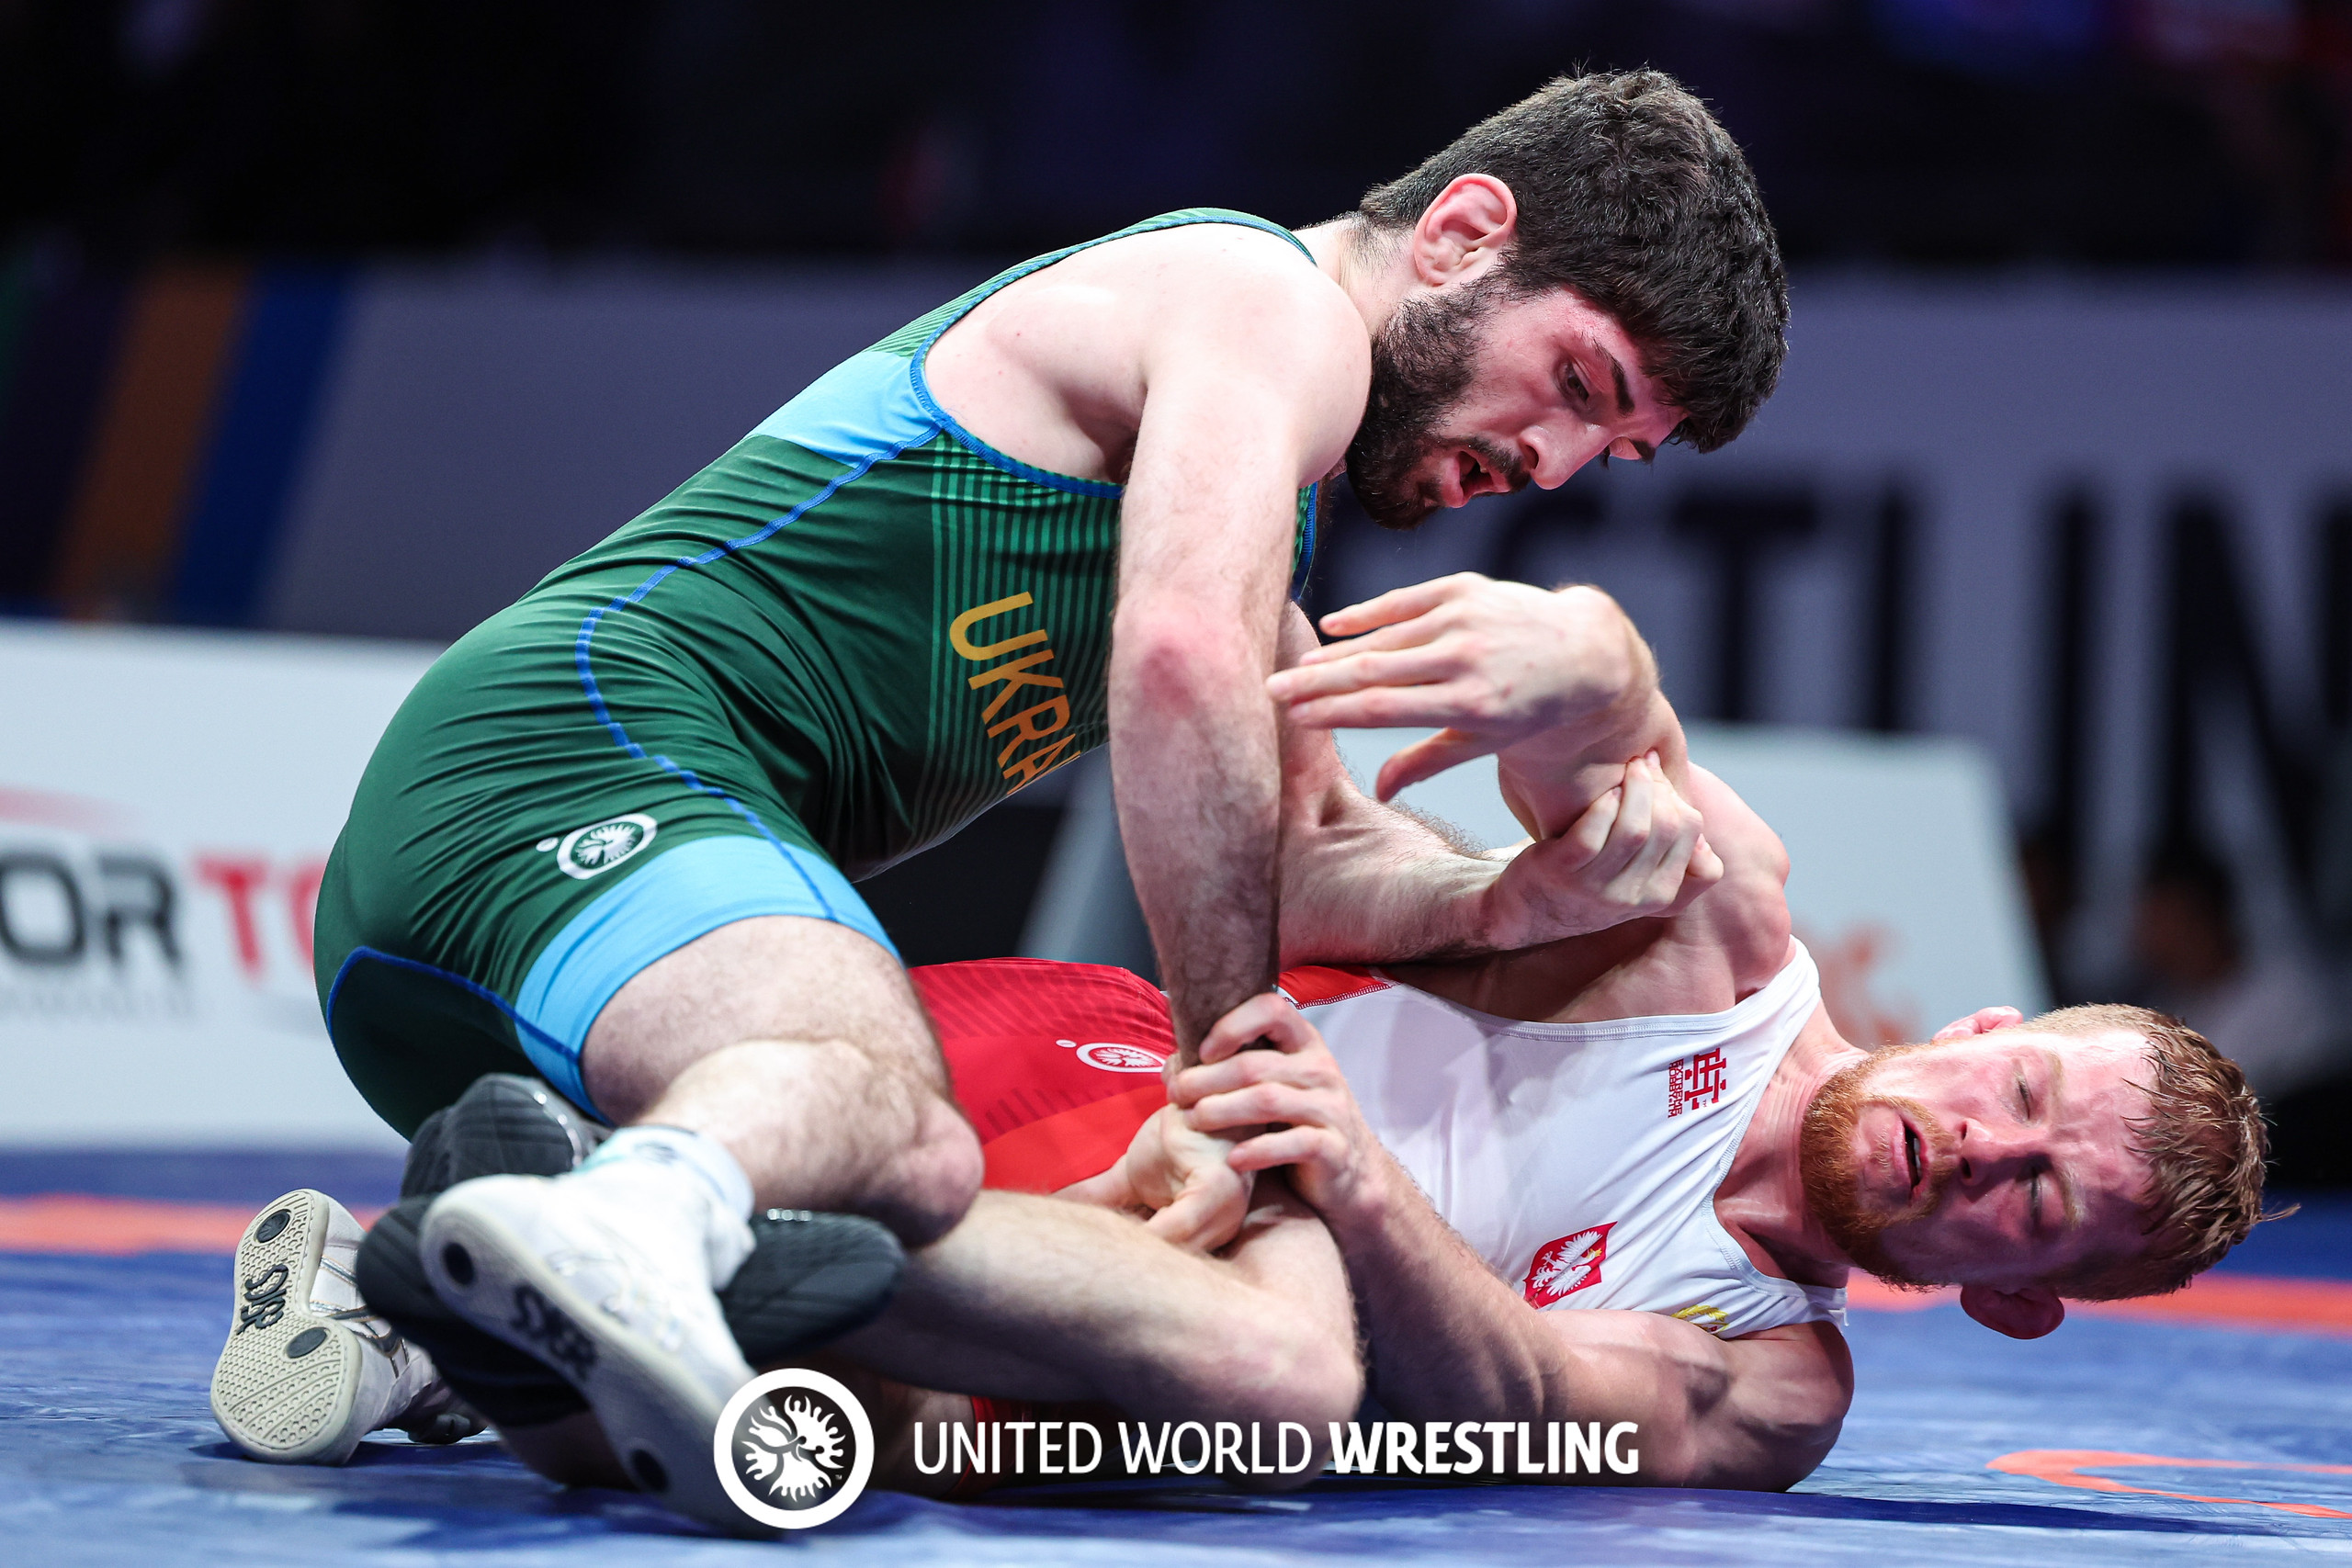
[[539, 813, 659, 880], [743, 1393, 843, 1500], [713, 1368, 874, 1529]]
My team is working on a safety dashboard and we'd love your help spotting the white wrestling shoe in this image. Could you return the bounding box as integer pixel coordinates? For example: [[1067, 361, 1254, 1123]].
[[209, 1189, 480, 1464], [420, 1163, 763, 1536]]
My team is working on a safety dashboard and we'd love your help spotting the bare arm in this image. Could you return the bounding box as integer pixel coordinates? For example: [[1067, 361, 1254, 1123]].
[[1111, 247, 1365, 1059], [1173, 996, 1852, 1489], [1328, 1142, 1849, 1488], [1272, 576, 1721, 964]]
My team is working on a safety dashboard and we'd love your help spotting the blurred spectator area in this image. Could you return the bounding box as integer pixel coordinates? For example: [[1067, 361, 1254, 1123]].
[[2, 0, 2350, 269]]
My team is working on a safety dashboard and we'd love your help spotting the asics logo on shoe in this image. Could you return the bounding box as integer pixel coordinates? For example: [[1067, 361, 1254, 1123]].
[[537, 814, 659, 880], [237, 1263, 291, 1334], [509, 1284, 598, 1378]]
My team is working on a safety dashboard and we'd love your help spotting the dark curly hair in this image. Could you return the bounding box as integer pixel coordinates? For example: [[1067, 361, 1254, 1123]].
[[1358, 70, 1788, 454]]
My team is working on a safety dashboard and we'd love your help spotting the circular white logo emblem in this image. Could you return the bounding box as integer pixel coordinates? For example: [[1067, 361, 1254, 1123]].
[[714, 1368, 873, 1529], [1057, 1038, 1168, 1074], [554, 814, 657, 879]]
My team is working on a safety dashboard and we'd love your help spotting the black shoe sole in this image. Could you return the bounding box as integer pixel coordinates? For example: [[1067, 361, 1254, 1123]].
[[356, 1197, 590, 1429], [726, 1209, 906, 1365], [401, 1075, 609, 1201]]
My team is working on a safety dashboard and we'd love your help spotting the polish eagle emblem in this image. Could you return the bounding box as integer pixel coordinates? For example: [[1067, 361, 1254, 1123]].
[[1522, 1223, 1614, 1308]]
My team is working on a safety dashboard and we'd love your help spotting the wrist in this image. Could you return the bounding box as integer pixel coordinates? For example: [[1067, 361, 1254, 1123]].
[[1322, 1156, 1402, 1248], [1473, 863, 1534, 953]]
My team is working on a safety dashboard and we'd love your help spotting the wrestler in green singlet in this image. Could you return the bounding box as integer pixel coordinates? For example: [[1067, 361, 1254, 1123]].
[[316, 209, 1317, 1135]]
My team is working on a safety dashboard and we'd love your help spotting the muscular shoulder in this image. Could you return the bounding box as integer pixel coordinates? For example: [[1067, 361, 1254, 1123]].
[[1116, 223, 1361, 340], [1118, 226, 1368, 434], [1679, 765, 1793, 996], [927, 220, 1364, 488], [937, 220, 1366, 485]]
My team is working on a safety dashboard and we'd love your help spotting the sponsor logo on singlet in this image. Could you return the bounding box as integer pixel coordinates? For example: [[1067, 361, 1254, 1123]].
[[1522, 1223, 1613, 1307], [951, 592, 1078, 792], [1666, 1046, 1729, 1118], [539, 813, 659, 879], [1056, 1037, 1168, 1074]]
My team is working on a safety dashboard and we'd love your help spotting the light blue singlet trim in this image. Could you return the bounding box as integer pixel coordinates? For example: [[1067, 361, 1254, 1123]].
[[514, 836, 898, 1111], [751, 351, 940, 466]]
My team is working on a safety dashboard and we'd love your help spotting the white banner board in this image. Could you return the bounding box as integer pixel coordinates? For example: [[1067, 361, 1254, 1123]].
[[0, 623, 434, 1146], [1334, 724, 2049, 1047]]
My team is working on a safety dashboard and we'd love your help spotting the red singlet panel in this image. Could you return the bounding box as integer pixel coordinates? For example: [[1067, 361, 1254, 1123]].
[[911, 958, 1174, 1193], [910, 957, 1383, 1194]]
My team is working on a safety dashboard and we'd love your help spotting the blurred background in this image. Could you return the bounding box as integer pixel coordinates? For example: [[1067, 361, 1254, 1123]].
[[4, 0, 2352, 1176]]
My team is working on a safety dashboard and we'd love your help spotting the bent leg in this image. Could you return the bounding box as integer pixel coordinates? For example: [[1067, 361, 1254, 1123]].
[[419, 919, 975, 1532], [583, 915, 982, 1245]]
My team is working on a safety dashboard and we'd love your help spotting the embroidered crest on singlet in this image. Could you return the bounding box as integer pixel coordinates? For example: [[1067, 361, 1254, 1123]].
[[1298, 943, 1847, 1339]]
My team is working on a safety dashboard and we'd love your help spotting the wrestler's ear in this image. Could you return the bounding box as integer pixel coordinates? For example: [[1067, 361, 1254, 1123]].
[[1412, 174, 1517, 286], [1931, 1006, 2026, 1043], [1960, 1283, 2064, 1339]]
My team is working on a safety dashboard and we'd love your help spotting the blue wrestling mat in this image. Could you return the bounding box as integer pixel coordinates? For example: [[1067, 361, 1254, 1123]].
[[4, 1152, 2350, 1566]]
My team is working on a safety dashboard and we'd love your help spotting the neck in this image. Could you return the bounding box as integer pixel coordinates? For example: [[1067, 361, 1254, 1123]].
[[1298, 215, 1409, 339], [1715, 1005, 1870, 1287]]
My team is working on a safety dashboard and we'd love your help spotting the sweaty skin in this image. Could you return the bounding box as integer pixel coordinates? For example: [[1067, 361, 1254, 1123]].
[[924, 176, 1681, 1057]]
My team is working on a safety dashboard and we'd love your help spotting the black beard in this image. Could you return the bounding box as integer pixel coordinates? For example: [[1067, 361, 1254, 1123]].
[[1344, 281, 1499, 532]]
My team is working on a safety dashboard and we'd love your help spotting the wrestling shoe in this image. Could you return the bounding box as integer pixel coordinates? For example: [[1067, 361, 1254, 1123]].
[[209, 1189, 481, 1465], [420, 1164, 768, 1535], [401, 1073, 608, 1200], [401, 1076, 908, 1355], [358, 1198, 907, 1426]]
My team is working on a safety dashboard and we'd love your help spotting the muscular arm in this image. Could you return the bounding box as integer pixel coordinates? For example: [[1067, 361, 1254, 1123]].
[[1272, 605, 1523, 965], [1274, 578, 1718, 964], [1111, 245, 1365, 1058], [1329, 1140, 1848, 1487]]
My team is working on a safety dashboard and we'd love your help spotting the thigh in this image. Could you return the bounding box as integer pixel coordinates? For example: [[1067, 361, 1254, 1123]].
[[582, 913, 944, 1122]]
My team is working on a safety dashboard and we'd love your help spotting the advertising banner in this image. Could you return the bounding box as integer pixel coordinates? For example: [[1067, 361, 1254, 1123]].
[[0, 623, 433, 1146]]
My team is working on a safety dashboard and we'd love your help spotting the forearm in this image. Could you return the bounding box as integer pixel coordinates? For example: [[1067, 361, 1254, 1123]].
[[1114, 629, 1282, 1057], [1272, 583, 1693, 965], [1277, 779, 1513, 966], [1325, 1156, 1567, 1420]]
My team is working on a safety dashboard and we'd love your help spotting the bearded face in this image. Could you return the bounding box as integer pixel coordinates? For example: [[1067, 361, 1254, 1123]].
[[1797, 1042, 1951, 1287], [1344, 276, 1522, 532]]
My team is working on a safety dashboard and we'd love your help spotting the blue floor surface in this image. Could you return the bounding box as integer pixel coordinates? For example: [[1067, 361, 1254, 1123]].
[[5, 1155, 2351, 1566]]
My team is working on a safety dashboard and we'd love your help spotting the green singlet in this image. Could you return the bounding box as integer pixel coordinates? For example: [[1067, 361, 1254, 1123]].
[[314, 209, 1322, 1134]]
